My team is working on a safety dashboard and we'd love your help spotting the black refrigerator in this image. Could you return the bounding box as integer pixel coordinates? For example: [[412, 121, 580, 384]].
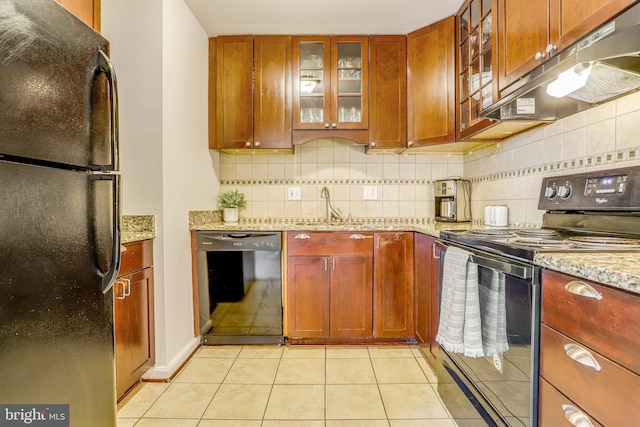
[[0, 1, 121, 426]]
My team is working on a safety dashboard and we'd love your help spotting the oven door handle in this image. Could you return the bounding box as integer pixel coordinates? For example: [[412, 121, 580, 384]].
[[436, 240, 533, 280]]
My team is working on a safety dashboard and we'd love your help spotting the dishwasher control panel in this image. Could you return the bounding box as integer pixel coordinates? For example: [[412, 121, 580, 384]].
[[196, 231, 282, 251]]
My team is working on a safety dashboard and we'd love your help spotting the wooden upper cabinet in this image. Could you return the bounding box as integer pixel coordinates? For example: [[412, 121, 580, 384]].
[[216, 36, 254, 149], [407, 16, 456, 147], [368, 35, 408, 152], [214, 35, 293, 151], [292, 36, 369, 144], [457, 0, 499, 139], [496, 0, 549, 91], [56, 0, 100, 31], [497, 0, 636, 92], [254, 36, 293, 150], [550, 0, 638, 54]]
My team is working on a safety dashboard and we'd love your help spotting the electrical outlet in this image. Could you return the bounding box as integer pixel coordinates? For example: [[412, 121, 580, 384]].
[[364, 186, 378, 200], [288, 187, 301, 200]]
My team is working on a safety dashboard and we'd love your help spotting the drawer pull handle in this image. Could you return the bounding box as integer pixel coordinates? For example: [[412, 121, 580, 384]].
[[565, 280, 602, 300], [562, 404, 594, 427], [350, 234, 365, 240], [294, 233, 310, 240], [564, 343, 602, 371]]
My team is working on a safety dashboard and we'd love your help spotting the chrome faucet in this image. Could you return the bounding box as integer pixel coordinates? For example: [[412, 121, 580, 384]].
[[320, 186, 341, 223]]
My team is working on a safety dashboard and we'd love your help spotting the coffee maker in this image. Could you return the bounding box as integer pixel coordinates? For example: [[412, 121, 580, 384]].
[[434, 179, 471, 222]]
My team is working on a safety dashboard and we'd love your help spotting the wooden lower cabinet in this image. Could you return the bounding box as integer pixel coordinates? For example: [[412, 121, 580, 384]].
[[373, 232, 414, 338], [286, 232, 373, 341], [115, 240, 155, 401], [414, 233, 440, 359], [287, 256, 330, 338], [538, 378, 603, 427], [56, 0, 100, 31], [330, 256, 373, 337], [539, 269, 640, 426]]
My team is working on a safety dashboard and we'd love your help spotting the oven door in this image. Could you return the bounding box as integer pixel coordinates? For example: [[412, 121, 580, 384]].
[[435, 240, 540, 427]]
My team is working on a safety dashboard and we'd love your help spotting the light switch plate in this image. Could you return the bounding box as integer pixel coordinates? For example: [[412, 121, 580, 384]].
[[364, 186, 377, 200], [288, 187, 301, 200]]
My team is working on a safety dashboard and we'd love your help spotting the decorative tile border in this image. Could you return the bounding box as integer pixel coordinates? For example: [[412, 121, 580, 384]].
[[220, 178, 434, 186], [469, 148, 639, 183]]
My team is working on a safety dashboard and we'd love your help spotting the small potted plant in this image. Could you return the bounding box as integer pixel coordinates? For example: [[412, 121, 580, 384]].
[[217, 189, 246, 224]]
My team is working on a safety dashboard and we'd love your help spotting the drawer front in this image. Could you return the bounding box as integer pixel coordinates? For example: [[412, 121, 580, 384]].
[[119, 239, 153, 277], [287, 232, 373, 256], [540, 324, 640, 427], [539, 377, 603, 427], [541, 269, 640, 375]]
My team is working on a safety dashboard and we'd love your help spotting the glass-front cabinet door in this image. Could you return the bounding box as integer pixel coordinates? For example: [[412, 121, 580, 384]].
[[458, 0, 496, 138], [293, 36, 331, 130], [331, 36, 368, 130], [293, 36, 368, 130]]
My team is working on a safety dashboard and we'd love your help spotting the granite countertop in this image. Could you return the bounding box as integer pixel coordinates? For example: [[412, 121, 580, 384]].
[[121, 215, 155, 244], [189, 210, 640, 296], [188, 210, 474, 238]]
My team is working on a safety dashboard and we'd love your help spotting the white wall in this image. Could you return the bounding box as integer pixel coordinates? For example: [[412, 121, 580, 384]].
[[102, 0, 218, 379], [161, 0, 219, 370]]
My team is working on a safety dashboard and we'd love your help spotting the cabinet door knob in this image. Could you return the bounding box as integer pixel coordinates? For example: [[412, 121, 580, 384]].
[[294, 233, 310, 240], [563, 343, 601, 371], [546, 44, 558, 53], [370, 141, 376, 147], [562, 404, 594, 427], [254, 141, 261, 148], [534, 51, 545, 60], [564, 280, 603, 300], [325, 123, 330, 128], [331, 123, 337, 128], [245, 141, 252, 148], [407, 140, 414, 147]]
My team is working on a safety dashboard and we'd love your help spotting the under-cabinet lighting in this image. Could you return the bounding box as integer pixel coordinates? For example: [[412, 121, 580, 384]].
[[546, 62, 594, 98]]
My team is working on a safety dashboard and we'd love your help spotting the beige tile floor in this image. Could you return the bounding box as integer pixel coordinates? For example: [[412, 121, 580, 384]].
[[117, 345, 457, 427]]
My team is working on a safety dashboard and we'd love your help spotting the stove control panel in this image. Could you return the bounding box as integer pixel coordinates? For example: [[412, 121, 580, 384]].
[[585, 175, 627, 196], [539, 166, 640, 211]]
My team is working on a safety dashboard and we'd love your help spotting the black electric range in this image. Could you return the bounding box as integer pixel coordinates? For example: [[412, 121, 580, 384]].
[[441, 165, 640, 262], [436, 165, 640, 427]]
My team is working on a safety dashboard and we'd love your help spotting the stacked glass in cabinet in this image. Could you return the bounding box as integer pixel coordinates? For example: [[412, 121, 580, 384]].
[[293, 37, 368, 130], [458, 0, 494, 134]]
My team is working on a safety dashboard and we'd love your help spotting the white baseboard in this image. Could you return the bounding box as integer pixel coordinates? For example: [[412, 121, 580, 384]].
[[142, 336, 201, 380]]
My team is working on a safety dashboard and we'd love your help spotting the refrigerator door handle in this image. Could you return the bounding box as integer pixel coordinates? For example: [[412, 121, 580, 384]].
[[97, 50, 119, 171], [101, 175, 121, 294]]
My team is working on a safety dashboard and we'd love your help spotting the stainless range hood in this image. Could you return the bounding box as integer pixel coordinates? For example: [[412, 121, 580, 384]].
[[478, 2, 640, 133]]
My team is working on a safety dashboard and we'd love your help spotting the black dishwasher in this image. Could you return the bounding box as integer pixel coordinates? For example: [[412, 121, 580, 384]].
[[195, 231, 284, 345]]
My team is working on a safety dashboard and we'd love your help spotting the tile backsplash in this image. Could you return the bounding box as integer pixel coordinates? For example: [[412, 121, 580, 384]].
[[466, 90, 640, 226], [218, 91, 640, 225], [218, 139, 463, 220]]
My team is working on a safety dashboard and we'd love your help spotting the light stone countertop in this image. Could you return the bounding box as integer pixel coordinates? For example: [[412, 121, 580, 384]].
[[121, 215, 155, 244]]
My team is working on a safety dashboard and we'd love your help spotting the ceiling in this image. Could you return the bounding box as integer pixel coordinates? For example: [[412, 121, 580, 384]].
[[184, 0, 465, 36]]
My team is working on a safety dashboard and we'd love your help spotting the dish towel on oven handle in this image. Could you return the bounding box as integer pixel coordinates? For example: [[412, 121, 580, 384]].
[[435, 246, 484, 357], [480, 267, 509, 357]]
